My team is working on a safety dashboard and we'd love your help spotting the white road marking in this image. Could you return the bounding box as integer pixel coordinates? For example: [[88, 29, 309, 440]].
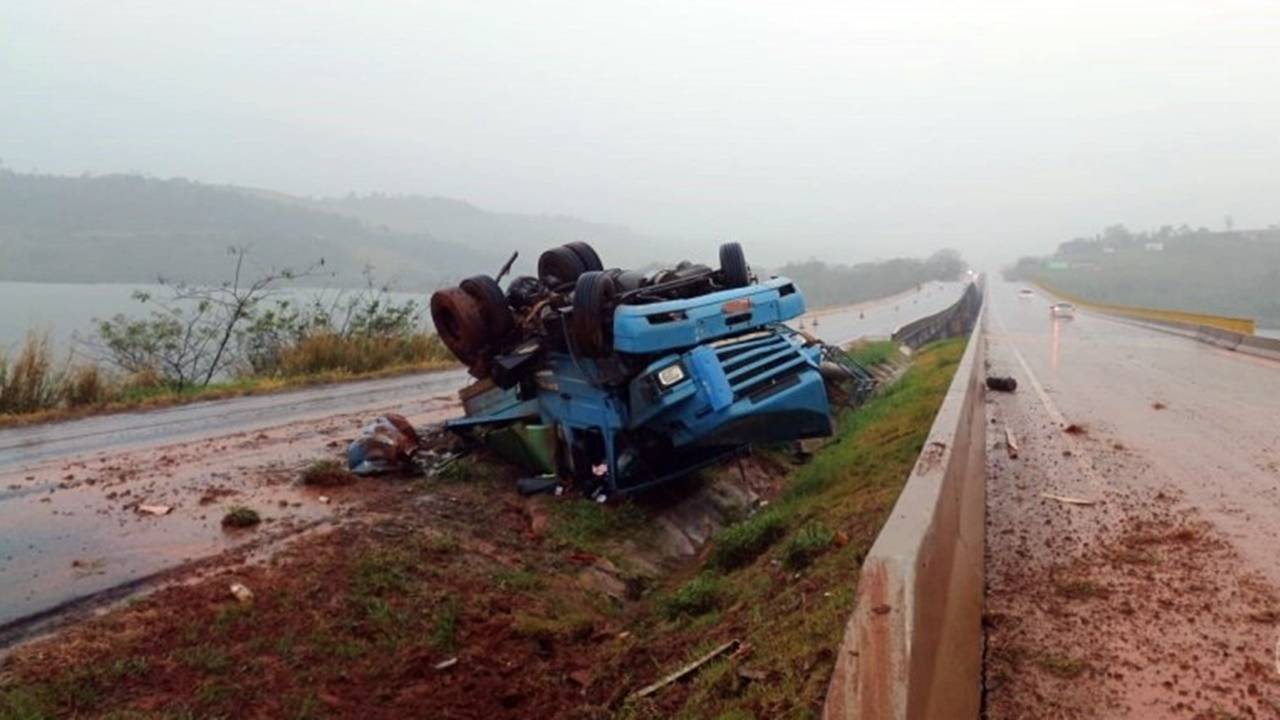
[[990, 306, 1106, 494]]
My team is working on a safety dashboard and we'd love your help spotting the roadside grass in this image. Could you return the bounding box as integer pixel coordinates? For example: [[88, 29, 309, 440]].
[[844, 338, 899, 367], [549, 498, 648, 552], [0, 337, 968, 720], [781, 523, 836, 571], [707, 508, 786, 570], [0, 332, 456, 429], [660, 575, 723, 619]]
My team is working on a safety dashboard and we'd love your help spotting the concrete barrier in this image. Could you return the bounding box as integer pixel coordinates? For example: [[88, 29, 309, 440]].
[[824, 302, 988, 720], [893, 281, 983, 349], [1238, 334, 1280, 362]]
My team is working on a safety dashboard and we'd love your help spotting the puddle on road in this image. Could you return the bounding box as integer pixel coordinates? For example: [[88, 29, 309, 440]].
[[0, 454, 334, 629]]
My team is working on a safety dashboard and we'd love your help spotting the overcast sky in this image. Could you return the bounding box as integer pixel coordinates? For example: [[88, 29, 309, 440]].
[[5, 1, 1280, 267]]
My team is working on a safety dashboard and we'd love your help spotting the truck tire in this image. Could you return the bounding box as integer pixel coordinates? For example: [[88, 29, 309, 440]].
[[719, 242, 750, 288], [565, 241, 604, 273], [430, 287, 488, 365], [460, 274, 516, 344], [538, 246, 587, 287], [572, 271, 616, 357]]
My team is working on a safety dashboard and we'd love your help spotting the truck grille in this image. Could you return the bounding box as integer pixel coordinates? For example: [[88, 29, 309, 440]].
[[714, 333, 807, 403]]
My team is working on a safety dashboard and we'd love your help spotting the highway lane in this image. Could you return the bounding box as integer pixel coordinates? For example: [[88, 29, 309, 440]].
[[983, 278, 1280, 718], [790, 281, 966, 346], [989, 279, 1280, 577], [0, 370, 471, 473]]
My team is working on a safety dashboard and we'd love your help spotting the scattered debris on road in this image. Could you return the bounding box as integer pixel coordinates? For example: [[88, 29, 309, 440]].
[[221, 506, 261, 528], [1040, 492, 1098, 506], [1004, 426, 1019, 459], [346, 413, 421, 475], [229, 582, 254, 604], [986, 375, 1018, 392]]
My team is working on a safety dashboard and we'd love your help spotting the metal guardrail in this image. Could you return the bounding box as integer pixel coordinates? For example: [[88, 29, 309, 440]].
[[892, 280, 983, 349], [1033, 280, 1256, 335], [1033, 281, 1280, 363]]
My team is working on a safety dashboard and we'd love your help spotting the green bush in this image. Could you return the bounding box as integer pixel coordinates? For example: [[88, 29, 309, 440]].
[[782, 523, 836, 570], [661, 575, 721, 619], [709, 508, 787, 570]]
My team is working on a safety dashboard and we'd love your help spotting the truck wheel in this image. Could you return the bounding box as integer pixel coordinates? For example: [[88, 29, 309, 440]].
[[572, 271, 616, 357], [719, 242, 750, 288], [430, 287, 488, 365], [565, 241, 604, 272], [460, 274, 516, 344], [538, 246, 587, 287]]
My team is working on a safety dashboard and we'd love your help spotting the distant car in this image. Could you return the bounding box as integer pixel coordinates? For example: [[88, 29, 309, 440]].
[[1050, 302, 1075, 318], [1018, 288, 1035, 299]]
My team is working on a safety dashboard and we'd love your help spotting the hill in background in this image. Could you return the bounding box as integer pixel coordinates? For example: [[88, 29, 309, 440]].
[[1007, 225, 1280, 328], [0, 170, 675, 289], [0, 169, 969, 310]]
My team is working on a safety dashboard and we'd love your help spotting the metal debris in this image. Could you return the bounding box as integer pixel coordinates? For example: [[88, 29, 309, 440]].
[[631, 639, 741, 700]]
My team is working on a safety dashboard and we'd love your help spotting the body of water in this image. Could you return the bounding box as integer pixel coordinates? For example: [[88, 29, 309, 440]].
[[0, 281, 428, 356]]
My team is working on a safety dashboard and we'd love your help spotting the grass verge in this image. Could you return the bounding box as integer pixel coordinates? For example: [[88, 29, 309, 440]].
[[844, 338, 899, 366]]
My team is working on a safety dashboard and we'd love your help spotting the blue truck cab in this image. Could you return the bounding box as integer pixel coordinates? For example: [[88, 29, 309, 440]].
[[449, 274, 837, 496]]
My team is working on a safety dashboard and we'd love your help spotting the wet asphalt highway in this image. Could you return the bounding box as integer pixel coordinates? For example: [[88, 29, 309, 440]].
[[987, 278, 1280, 583], [791, 281, 967, 346], [0, 369, 472, 473]]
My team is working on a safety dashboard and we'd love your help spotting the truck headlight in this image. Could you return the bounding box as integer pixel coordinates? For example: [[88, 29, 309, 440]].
[[656, 363, 686, 388]]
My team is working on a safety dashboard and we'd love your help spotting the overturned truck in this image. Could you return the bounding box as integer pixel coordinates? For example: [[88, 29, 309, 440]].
[[430, 241, 874, 497]]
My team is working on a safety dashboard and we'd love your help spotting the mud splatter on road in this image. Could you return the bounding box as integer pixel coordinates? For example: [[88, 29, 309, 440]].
[[0, 386, 462, 641], [984, 290, 1280, 719]]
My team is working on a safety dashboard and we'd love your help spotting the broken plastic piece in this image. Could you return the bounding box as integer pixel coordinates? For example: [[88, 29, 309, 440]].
[[229, 582, 254, 603], [516, 475, 560, 496], [347, 414, 420, 475]]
